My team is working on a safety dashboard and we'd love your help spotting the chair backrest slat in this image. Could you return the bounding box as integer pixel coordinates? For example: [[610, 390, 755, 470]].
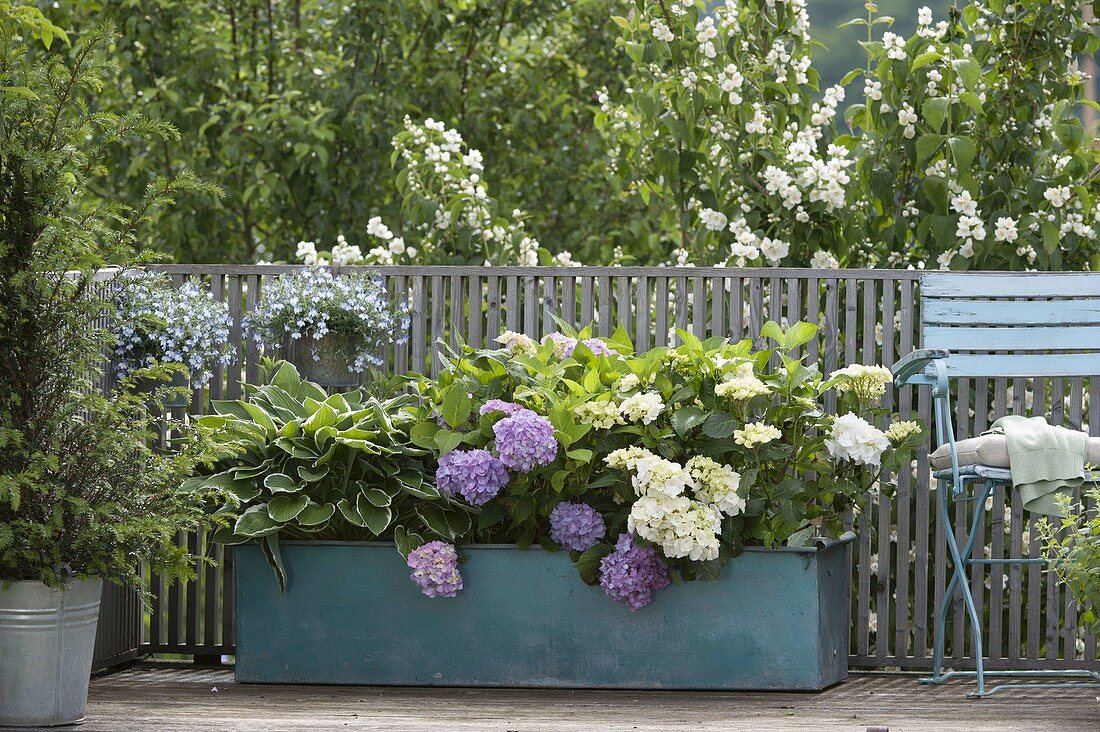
[[920, 273, 1100, 378]]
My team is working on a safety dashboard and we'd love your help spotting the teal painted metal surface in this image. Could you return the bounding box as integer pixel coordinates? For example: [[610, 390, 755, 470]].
[[235, 537, 853, 690]]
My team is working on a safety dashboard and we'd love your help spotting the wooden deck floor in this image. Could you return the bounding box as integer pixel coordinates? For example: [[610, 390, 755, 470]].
[[77, 665, 1099, 732]]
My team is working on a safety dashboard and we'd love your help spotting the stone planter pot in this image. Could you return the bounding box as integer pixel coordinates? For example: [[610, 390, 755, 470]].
[[234, 534, 854, 690], [0, 578, 103, 727], [282, 334, 364, 391]]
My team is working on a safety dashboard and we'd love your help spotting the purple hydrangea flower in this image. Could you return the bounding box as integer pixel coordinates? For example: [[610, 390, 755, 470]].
[[407, 541, 463, 598], [543, 332, 579, 357], [599, 533, 671, 610], [479, 399, 526, 417], [549, 502, 606, 552], [435, 449, 509, 506], [492, 409, 558, 473], [580, 338, 617, 357]]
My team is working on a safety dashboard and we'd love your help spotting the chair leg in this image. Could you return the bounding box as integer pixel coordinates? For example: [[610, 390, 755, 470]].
[[922, 479, 953, 685]]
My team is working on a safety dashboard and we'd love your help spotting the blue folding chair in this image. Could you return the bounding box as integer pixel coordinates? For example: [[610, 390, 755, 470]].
[[892, 272, 1100, 697]]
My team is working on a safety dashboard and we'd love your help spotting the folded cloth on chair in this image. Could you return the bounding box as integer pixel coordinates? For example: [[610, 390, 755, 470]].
[[983, 415, 1087, 517]]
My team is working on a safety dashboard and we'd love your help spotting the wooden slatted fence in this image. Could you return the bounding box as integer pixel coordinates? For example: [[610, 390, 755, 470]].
[[92, 265, 1100, 673]]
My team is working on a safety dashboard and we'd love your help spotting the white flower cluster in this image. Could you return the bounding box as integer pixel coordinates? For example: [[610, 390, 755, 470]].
[[733, 421, 782, 448], [619, 391, 666, 425], [829, 364, 894, 402], [573, 400, 625, 430], [885, 420, 922, 444], [615, 449, 747, 562], [114, 272, 233, 387], [715, 361, 769, 401], [826, 413, 890, 467], [495, 330, 537, 354]]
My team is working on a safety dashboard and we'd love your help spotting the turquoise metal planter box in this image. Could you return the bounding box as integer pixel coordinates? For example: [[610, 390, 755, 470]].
[[234, 534, 854, 690]]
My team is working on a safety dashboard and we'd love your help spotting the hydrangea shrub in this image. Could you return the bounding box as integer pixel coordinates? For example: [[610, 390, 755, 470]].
[[408, 321, 921, 608]]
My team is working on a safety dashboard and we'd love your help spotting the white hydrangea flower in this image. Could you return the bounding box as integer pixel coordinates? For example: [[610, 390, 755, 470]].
[[495, 330, 537, 354], [633, 455, 695, 498], [830, 364, 894, 401], [615, 373, 641, 392], [619, 392, 666, 425], [628, 493, 722, 561], [573, 400, 624, 430], [605, 446, 656, 471], [734, 421, 782, 448], [826, 413, 890, 466], [885, 420, 922, 444], [687, 456, 745, 517], [715, 362, 769, 401]]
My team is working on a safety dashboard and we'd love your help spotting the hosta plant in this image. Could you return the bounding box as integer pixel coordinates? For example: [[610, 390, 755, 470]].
[[188, 360, 473, 587]]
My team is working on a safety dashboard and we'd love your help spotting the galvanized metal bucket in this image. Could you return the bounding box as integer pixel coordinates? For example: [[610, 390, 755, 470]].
[[0, 578, 103, 727], [282, 333, 365, 391]]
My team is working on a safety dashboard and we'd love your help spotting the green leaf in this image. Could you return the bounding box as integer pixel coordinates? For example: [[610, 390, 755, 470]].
[[702, 411, 737, 439], [566, 448, 593, 463], [358, 493, 392, 535], [951, 58, 981, 91], [916, 133, 943, 164], [234, 505, 281, 537], [337, 498, 367, 527], [303, 404, 339, 436], [911, 50, 941, 70], [361, 486, 392, 507], [264, 473, 299, 494], [241, 402, 278, 438], [296, 502, 336, 526], [441, 387, 472, 428], [574, 543, 614, 584], [268, 494, 309, 522], [297, 465, 329, 483], [759, 321, 784, 344], [948, 137, 976, 175], [922, 97, 949, 133], [671, 406, 706, 436], [261, 534, 287, 591], [478, 502, 506, 530], [783, 321, 818, 350]]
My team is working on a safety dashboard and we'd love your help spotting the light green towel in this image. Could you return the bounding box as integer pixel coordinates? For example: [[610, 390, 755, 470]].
[[985, 415, 1087, 517]]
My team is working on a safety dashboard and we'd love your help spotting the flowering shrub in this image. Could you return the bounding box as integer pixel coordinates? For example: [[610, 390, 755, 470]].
[[409, 321, 922, 608], [1041, 488, 1100, 633], [246, 268, 408, 374], [293, 118, 550, 267], [596, 0, 1100, 270], [113, 272, 232, 387]]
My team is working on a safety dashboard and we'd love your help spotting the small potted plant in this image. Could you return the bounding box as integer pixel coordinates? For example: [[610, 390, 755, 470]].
[[246, 268, 408, 389], [113, 271, 233, 406]]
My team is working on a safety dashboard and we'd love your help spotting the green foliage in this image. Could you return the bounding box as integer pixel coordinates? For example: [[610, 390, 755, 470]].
[[1041, 488, 1100, 633], [0, 10, 221, 587], [55, 0, 639, 264], [191, 360, 473, 587]]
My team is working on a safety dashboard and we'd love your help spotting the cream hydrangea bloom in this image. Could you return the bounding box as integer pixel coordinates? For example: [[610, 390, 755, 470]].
[[830, 364, 893, 401], [827, 413, 890, 466], [604, 446, 655, 471], [628, 494, 722, 561], [734, 421, 782, 448], [573, 400, 624, 430], [715, 361, 769, 401], [687, 456, 745, 516], [633, 455, 695, 498], [619, 391, 666, 425], [885, 420, 922, 444], [495, 330, 537, 354], [614, 373, 641, 392]]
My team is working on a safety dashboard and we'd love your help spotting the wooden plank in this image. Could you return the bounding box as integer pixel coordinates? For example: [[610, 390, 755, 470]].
[[524, 274, 538, 340], [922, 298, 1100, 326], [877, 279, 895, 661], [580, 276, 594, 327], [244, 275, 261, 387], [506, 276, 520, 333], [729, 277, 744, 339], [486, 275, 501, 343], [562, 275, 577, 329], [894, 278, 914, 661], [942, 353, 1100, 378], [84, 667, 1100, 731], [922, 325, 1100, 352], [692, 276, 706, 340], [394, 275, 410, 372], [674, 276, 688, 343], [748, 278, 764, 346], [711, 276, 726, 340], [226, 275, 244, 400], [857, 278, 875, 658], [785, 277, 801, 355], [636, 276, 650, 351], [921, 272, 1100, 297], [616, 276, 631, 335], [431, 275, 445, 376], [654, 277, 669, 347], [450, 274, 464, 350], [543, 275, 557, 337], [598, 275, 613, 337], [411, 276, 427, 370], [466, 274, 482, 350]]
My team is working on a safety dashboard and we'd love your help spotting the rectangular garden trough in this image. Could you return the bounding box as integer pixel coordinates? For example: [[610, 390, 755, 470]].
[[234, 534, 854, 690]]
